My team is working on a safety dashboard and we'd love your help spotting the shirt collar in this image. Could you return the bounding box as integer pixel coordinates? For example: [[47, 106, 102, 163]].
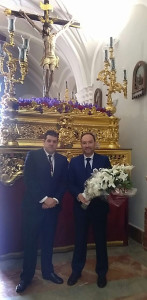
[[44, 148, 55, 158], [84, 153, 94, 160]]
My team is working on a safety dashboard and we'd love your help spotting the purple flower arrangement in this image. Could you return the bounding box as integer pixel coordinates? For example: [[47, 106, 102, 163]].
[[15, 97, 112, 116]]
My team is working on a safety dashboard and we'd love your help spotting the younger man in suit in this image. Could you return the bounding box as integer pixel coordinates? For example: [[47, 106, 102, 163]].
[[16, 130, 68, 293], [67, 132, 111, 288]]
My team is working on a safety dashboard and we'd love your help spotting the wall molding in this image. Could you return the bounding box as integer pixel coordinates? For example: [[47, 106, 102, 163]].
[[128, 224, 144, 245]]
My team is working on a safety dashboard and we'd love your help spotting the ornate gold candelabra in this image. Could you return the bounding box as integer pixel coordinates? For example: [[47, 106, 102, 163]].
[[97, 37, 127, 115], [0, 15, 29, 110], [0, 15, 29, 146]]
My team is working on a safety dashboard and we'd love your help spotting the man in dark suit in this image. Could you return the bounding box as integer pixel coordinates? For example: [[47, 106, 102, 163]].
[[67, 132, 111, 288], [16, 130, 68, 293]]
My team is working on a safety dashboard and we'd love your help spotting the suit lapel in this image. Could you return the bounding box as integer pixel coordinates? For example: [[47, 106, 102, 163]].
[[79, 155, 89, 181], [40, 148, 52, 176], [40, 148, 49, 164], [53, 152, 60, 178], [80, 155, 86, 173], [92, 153, 102, 170]]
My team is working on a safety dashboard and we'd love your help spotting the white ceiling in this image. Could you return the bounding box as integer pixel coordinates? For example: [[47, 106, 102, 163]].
[[0, 0, 146, 99]]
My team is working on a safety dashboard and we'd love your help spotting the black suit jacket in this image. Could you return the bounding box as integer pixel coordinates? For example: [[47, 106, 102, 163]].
[[69, 152, 111, 199], [23, 148, 68, 210]]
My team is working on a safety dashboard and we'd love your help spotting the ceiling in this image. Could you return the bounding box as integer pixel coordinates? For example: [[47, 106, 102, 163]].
[[0, 0, 146, 100]]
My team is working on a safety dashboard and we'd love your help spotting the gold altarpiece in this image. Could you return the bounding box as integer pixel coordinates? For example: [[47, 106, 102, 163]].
[[0, 105, 131, 185]]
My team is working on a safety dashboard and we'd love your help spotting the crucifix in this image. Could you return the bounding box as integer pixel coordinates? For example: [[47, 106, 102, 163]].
[[4, 0, 80, 98]]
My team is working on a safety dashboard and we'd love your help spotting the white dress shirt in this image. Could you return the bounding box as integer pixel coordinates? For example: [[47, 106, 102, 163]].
[[39, 149, 59, 204], [84, 153, 94, 168]]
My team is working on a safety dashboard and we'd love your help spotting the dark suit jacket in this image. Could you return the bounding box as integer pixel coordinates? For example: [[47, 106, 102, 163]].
[[23, 148, 68, 210], [69, 152, 111, 200]]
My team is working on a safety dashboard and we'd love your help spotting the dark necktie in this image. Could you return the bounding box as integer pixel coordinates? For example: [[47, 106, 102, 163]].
[[48, 155, 53, 176], [85, 157, 92, 178]]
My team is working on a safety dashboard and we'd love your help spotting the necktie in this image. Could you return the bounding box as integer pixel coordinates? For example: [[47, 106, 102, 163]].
[[85, 157, 92, 178], [48, 155, 53, 176]]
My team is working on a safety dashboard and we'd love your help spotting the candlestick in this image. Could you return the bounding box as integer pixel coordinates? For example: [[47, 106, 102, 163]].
[[97, 41, 127, 115], [124, 69, 127, 80], [0, 9, 29, 151], [110, 37, 113, 48]]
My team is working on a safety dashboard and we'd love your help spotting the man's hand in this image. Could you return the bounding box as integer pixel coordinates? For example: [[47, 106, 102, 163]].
[[77, 193, 89, 204], [42, 197, 57, 209]]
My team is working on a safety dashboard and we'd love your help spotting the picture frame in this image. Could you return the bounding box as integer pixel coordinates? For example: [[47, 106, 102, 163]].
[[132, 61, 147, 99], [94, 88, 102, 107]]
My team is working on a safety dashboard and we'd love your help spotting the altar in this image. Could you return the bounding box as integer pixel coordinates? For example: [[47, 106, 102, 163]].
[[0, 94, 131, 258]]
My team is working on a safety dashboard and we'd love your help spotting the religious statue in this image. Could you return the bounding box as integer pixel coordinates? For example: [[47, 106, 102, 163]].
[[19, 10, 74, 97]]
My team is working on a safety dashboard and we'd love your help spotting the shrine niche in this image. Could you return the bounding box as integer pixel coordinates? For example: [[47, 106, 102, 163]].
[[132, 61, 147, 99], [94, 88, 102, 107]]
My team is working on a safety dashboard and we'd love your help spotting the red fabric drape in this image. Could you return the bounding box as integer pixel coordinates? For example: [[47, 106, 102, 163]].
[[0, 180, 128, 256]]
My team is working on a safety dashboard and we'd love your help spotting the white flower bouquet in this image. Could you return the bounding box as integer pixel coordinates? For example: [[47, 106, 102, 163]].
[[82, 164, 137, 209]]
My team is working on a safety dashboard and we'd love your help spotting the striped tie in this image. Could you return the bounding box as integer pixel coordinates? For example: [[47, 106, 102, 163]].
[[48, 155, 53, 176]]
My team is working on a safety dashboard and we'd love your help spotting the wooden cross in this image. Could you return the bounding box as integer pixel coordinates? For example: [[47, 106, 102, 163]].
[[4, 0, 80, 29]]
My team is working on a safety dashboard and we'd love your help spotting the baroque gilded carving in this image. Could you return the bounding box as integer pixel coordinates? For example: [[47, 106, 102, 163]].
[[0, 148, 131, 185], [17, 124, 57, 140], [0, 120, 19, 146], [57, 115, 78, 148], [0, 153, 25, 185]]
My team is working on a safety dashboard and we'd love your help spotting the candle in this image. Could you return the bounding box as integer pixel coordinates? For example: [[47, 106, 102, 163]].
[[18, 47, 27, 62], [58, 92, 60, 100], [124, 69, 127, 80], [22, 37, 30, 49], [111, 58, 115, 70], [0, 42, 5, 57], [105, 49, 108, 61], [8, 17, 16, 32], [110, 37, 113, 48]]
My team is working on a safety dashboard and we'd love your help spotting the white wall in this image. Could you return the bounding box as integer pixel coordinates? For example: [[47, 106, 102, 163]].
[[93, 4, 147, 231]]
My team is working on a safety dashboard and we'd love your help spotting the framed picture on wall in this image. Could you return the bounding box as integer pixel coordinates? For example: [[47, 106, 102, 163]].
[[94, 88, 102, 107], [132, 61, 147, 99]]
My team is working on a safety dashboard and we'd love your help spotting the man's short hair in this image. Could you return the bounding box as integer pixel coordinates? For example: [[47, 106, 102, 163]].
[[80, 132, 96, 142], [44, 130, 59, 140]]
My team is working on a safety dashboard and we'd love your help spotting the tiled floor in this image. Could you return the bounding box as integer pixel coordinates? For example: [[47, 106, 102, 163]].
[[0, 239, 147, 300]]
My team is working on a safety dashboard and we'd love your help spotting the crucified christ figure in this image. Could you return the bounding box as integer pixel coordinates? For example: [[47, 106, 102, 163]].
[[19, 10, 73, 97]]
